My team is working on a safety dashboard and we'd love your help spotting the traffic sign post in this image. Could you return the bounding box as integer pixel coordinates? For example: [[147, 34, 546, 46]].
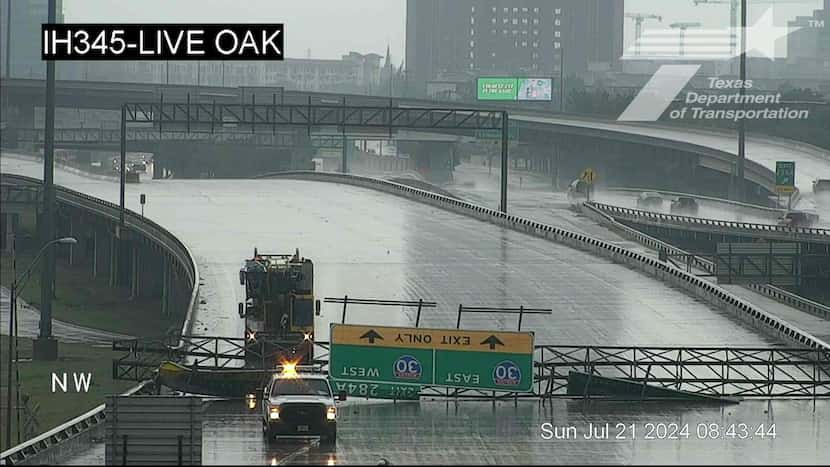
[[328, 324, 535, 394], [580, 168, 597, 202], [775, 161, 795, 208]]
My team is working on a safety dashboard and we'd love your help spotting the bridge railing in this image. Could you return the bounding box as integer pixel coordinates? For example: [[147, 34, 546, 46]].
[[261, 171, 830, 352], [580, 202, 830, 321], [0, 174, 200, 465], [588, 201, 830, 242]]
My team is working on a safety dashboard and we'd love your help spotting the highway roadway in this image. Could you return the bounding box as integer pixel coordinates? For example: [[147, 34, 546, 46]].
[[4, 153, 829, 465], [1, 154, 779, 348], [60, 398, 829, 465], [512, 115, 830, 195]]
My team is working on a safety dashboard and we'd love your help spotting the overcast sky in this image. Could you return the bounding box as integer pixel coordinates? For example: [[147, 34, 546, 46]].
[[62, 0, 824, 61]]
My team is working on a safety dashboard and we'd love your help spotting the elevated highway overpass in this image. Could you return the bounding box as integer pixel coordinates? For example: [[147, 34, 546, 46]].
[[4, 78, 828, 199], [4, 153, 830, 465], [1, 154, 784, 347]]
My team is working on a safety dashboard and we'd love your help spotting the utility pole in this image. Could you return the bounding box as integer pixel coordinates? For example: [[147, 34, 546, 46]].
[[736, 0, 747, 201], [4, 0, 11, 78], [35, 0, 58, 361]]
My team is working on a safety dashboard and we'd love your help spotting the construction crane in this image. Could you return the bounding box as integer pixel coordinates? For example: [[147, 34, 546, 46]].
[[625, 13, 663, 56], [692, 0, 815, 58], [670, 22, 703, 56]]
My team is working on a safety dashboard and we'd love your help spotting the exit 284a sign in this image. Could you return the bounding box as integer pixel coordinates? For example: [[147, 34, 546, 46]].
[[328, 324, 534, 393]]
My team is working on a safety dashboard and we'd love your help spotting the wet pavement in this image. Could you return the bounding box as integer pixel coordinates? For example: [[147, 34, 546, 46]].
[[4, 154, 828, 465], [444, 163, 830, 342], [1, 154, 779, 349], [62, 398, 830, 465]]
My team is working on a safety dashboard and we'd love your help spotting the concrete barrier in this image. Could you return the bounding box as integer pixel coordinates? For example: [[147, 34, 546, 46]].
[[260, 171, 830, 354]]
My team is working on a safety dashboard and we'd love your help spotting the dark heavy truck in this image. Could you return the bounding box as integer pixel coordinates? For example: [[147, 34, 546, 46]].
[[239, 248, 321, 366], [154, 249, 320, 397]]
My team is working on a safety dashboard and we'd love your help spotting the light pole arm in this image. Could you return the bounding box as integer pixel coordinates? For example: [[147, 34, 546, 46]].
[[13, 238, 67, 292]]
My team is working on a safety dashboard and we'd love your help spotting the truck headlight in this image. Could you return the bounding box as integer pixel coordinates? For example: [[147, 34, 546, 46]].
[[269, 407, 280, 420], [326, 406, 336, 421]]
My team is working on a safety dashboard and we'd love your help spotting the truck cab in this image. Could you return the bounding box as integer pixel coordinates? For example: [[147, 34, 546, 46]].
[[258, 364, 345, 445]]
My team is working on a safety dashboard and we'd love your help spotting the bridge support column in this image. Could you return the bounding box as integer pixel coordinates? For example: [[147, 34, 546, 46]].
[[161, 258, 172, 316], [129, 242, 140, 299], [67, 217, 75, 266], [109, 236, 119, 287], [0, 213, 16, 253], [92, 227, 112, 280]]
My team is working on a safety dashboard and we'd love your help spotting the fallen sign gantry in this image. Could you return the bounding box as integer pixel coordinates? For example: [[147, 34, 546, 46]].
[[329, 324, 535, 393]]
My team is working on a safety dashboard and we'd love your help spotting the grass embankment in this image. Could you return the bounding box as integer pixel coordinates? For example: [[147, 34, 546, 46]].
[[1, 236, 180, 338], [0, 335, 134, 452]]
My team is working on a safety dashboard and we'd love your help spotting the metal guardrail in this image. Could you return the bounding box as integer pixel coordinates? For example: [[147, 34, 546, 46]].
[[605, 187, 786, 215], [0, 382, 152, 465], [0, 174, 200, 465], [261, 170, 830, 353], [589, 201, 830, 243], [580, 202, 830, 321]]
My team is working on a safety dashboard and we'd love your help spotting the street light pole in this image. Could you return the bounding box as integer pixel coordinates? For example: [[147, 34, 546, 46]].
[[4, 0, 11, 78], [5, 237, 76, 449], [36, 0, 58, 361], [735, 0, 747, 202]]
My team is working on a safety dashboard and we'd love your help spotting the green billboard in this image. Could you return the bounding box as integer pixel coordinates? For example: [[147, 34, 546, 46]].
[[477, 78, 519, 101]]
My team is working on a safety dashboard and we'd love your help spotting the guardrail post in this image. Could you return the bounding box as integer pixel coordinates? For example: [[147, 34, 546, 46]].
[[415, 299, 423, 328]]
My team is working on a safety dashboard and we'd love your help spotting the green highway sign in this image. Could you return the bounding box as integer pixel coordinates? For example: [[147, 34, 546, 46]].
[[775, 161, 795, 193], [329, 324, 535, 393], [477, 78, 518, 101], [475, 124, 519, 141], [330, 378, 421, 401]]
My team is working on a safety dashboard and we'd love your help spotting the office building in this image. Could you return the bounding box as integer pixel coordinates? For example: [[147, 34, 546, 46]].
[[405, 0, 625, 98]]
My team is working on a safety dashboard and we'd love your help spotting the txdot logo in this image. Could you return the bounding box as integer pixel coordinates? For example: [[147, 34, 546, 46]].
[[393, 355, 422, 380], [493, 360, 522, 387]]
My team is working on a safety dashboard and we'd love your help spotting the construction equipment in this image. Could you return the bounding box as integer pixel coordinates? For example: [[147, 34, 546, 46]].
[[625, 13, 663, 56], [692, 0, 814, 59], [670, 22, 703, 56], [239, 248, 320, 365]]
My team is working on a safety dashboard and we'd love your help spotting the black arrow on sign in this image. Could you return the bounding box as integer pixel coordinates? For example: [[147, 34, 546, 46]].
[[480, 335, 504, 350], [360, 329, 384, 344]]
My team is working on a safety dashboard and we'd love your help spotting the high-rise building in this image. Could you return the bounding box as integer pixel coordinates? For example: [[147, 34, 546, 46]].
[[0, 0, 64, 79], [785, 0, 829, 79], [405, 0, 625, 98]]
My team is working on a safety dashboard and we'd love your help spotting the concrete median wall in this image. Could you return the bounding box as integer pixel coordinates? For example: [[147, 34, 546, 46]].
[[262, 171, 830, 354]]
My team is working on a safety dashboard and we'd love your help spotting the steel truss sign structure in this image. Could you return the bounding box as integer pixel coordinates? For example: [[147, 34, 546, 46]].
[[115, 101, 511, 224], [113, 338, 830, 400]]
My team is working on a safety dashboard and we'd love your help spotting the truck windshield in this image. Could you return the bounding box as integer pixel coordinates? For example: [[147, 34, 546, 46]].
[[271, 378, 331, 397]]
